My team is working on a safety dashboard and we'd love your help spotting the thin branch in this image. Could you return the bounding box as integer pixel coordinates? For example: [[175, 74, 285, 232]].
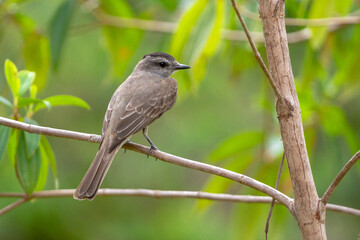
[[93, 9, 176, 33], [230, 0, 284, 104], [240, 6, 360, 27], [0, 116, 101, 143], [326, 203, 360, 217], [92, 9, 311, 44], [0, 198, 28, 216], [0, 116, 292, 210], [321, 150, 360, 205], [222, 27, 312, 43], [265, 153, 285, 239], [1, 189, 359, 217], [1, 189, 275, 202]]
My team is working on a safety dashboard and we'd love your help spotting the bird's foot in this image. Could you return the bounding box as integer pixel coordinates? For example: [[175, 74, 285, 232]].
[[147, 145, 159, 158]]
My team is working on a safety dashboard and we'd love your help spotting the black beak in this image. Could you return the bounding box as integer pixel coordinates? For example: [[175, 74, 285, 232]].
[[174, 63, 190, 70]]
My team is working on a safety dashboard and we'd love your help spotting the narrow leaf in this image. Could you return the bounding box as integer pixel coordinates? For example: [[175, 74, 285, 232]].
[[40, 136, 58, 188], [7, 129, 18, 166], [12, 13, 35, 36], [170, 0, 208, 57], [30, 85, 38, 98], [192, 0, 224, 82], [308, 0, 336, 48], [0, 125, 11, 162], [34, 95, 90, 112], [18, 70, 35, 96], [23, 118, 41, 157], [18, 97, 50, 109], [4, 59, 20, 97], [210, 131, 264, 162], [0, 95, 13, 109], [23, 32, 50, 90], [100, 0, 142, 78], [16, 131, 41, 194], [48, 0, 76, 69], [35, 144, 49, 191]]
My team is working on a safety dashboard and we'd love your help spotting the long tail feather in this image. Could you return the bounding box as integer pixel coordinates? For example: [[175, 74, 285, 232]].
[[73, 139, 122, 200]]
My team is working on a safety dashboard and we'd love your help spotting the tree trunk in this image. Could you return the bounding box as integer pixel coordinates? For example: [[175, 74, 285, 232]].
[[257, 0, 327, 239]]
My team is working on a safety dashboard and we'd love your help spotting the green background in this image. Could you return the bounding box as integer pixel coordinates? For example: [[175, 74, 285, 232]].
[[0, 0, 359, 239]]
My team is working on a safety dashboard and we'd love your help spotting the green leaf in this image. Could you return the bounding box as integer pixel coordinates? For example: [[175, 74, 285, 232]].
[[170, 0, 208, 57], [48, 0, 76, 69], [23, 118, 41, 157], [4, 59, 20, 97], [7, 129, 18, 166], [18, 70, 35, 96], [33, 95, 90, 112], [100, 0, 142, 78], [30, 85, 37, 98], [23, 32, 50, 90], [192, 0, 224, 83], [234, 204, 268, 239], [18, 97, 50, 109], [308, 0, 336, 48], [12, 13, 35, 36], [34, 145, 49, 191], [16, 131, 41, 194], [209, 131, 264, 162], [321, 105, 359, 152], [0, 95, 13, 108], [0, 125, 11, 162], [334, 0, 352, 15], [197, 153, 253, 210], [14, 13, 50, 90], [40, 136, 58, 188]]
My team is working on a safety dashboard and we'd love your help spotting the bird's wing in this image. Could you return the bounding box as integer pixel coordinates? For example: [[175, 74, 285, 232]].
[[108, 85, 177, 152], [102, 93, 117, 136]]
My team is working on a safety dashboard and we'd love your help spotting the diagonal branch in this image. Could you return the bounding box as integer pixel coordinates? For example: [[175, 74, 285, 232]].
[[321, 150, 360, 205], [230, 0, 284, 104], [1, 189, 359, 217], [0, 116, 293, 210], [0, 198, 29, 216]]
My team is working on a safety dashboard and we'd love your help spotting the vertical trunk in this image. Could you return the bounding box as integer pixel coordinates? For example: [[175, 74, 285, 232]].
[[257, 0, 327, 239]]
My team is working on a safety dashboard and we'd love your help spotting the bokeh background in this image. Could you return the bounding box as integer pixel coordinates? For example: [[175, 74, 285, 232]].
[[0, 0, 360, 239]]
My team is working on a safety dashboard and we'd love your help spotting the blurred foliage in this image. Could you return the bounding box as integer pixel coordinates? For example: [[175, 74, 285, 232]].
[[0, 0, 359, 239]]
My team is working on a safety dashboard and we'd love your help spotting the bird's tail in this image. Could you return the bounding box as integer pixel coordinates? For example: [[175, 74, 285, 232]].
[[73, 138, 121, 200]]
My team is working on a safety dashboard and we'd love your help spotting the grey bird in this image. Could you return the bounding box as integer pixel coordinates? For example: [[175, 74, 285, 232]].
[[74, 52, 190, 200]]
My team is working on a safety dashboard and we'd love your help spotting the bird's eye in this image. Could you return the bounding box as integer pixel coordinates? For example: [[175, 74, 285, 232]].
[[159, 62, 167, 67]]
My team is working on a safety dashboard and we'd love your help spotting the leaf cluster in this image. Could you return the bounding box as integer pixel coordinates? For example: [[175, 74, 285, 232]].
[[0, 59, 89, 194]]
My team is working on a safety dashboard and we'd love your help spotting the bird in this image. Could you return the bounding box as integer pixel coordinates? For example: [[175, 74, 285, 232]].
[[74, 52, 190, 200]]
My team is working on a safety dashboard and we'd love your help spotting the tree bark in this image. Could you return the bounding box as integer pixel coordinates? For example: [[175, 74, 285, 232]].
[[257, 0, 327, 239]]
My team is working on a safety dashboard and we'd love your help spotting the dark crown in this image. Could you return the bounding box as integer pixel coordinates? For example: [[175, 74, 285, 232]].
[[143, 52, 175, 61]]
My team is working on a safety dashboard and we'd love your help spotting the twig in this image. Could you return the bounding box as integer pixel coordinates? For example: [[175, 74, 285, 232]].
[[1, 189, 275, 202], [230, 0, 284, 104], [326, 203, 360, 217], [92, 9, 312, 44], [0, 116, 101, 143], [0, 116, 292, 210], [265, 153, 285, 240], [1, 189, 359, 217], [222, 27, 312, 43], [321, 150, 360, 205], [240, 6, 360, 27], [0, 198, 28, 216]]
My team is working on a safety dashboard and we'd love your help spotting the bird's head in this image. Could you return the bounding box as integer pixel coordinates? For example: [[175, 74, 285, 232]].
[[135, 52, 190, 78]]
